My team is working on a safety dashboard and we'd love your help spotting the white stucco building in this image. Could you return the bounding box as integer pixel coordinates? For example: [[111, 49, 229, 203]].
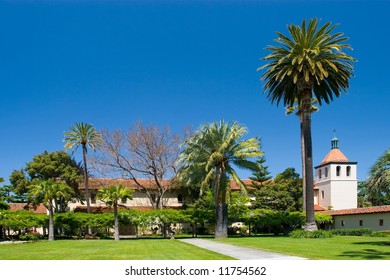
[[314, 136, 358, 210], [315, 136, 390, 231]]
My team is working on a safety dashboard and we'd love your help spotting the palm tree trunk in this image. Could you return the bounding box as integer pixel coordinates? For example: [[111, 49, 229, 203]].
[[301, 92, 317, 231], [48, 206, 54, 241], [114, 203, 119, 241], [300, 113, 306, 212], [214, 167, 228, 238], [82, 144, 92, 235], [215, 201, 228, 238]]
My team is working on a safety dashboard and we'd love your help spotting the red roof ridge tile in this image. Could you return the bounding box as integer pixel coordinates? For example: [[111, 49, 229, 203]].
[[322, 205, 390, 216], [320, 148, 349, 165]]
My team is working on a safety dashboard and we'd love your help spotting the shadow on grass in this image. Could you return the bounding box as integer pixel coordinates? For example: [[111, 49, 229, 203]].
[[339, 249, 390, 260], [339, 241, 390, 259], [352, 241, 390, 246]]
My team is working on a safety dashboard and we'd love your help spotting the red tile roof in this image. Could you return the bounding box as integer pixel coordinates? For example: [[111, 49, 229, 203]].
[[87, 178, 172, 190], [8, 203, 47, 214], [314, 204, 327, 211], [320, 148, 349, 165], [322, 205, 390, 216], [87, 178, 254, 191]]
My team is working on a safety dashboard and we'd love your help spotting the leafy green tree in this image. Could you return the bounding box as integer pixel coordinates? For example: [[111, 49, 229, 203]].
[[184, 188, 215, 237], [357, 181, 373, 207], [228, 192, 250, 222], [249, 156, 272, 187], [177, 120, 262, 238], [9, 151, 82, 208], [64, 122, 102, 216], [97, 184, 133, 240], [366, 149, 390, 205], [253, 168, 302, 211], [0, 181, 18, 203], [260, 18, 356, 229], [30, 180, 74, 241]]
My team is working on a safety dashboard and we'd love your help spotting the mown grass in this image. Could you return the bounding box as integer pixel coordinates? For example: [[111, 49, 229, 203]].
[[2, 235, 390, 260], [215, 235, 390, 260], [0, 239, 234, 260]]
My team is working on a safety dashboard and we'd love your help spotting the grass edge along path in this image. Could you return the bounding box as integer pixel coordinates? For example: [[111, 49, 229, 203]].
[[0, 239, 234, 260], [214, 236, 390, 260]]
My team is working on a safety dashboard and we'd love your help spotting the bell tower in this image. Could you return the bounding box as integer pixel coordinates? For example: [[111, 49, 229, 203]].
[[314, 135, 358, 210]]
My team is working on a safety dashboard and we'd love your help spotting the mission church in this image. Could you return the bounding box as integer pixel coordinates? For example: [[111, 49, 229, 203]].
[[314, 136, 390, 231]]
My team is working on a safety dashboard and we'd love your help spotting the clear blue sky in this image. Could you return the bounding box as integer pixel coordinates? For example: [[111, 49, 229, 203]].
[[0, 0, 389, 183]]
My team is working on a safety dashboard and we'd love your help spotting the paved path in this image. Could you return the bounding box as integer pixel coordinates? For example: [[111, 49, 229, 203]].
[[179, 238, 307, 260]]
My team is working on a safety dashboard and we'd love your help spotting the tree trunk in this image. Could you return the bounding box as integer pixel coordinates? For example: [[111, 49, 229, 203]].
[[215, 202, 228, 238], [48, 206, 54, 241], [301, 91, 317, 231], [300, 113, 306, 212], [82, 144, 92, 235], [214, 167, 228, 238], [114, 204, 119, 241]]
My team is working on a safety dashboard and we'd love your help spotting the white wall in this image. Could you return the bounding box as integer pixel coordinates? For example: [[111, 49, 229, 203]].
[[315, 163, 357, 210], [333, 213, 390, 231]]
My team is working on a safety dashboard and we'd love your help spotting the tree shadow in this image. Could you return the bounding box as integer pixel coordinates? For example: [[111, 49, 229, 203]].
[[339, 241, 390, 259], [339, 248, 390, 260], [352, 241, 390, 246]]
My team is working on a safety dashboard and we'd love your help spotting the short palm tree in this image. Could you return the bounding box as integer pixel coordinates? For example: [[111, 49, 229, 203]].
[[177, 120, 262, 238], [30, 180, 74, 241], [97, 184, 133, 241], [64, 123, 101, 215], [260, 18, 356, 229], [367, 149, 390, 203]]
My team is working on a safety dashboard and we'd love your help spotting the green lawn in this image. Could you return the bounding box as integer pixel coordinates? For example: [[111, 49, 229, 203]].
[[0, 239, 234, 260], [215, 235, 390, 260], [2, 236, 390, 260]]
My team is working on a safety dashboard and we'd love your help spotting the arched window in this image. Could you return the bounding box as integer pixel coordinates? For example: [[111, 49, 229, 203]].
[[346, 166, 351, 177], [325, 167, 328, 177], [336, 166, 341, 176], [319, 169, 322, 179]]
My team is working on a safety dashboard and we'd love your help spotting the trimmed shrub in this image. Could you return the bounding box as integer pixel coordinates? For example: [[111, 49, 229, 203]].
[[332, 228, 373, 236], [289, 229, 308, 238], [290, 229, 333, 238], [19, 233, 43, 241], [370, 231, 388, 237]]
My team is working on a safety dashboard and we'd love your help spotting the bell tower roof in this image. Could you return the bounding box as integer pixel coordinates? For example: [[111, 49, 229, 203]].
[[320, 134, 349, 165]]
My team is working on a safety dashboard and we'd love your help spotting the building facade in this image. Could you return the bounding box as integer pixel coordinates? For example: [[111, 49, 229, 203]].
[[314, 136, 358, 210]]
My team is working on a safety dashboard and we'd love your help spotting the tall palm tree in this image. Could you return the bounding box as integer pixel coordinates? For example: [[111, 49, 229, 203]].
[[97, 184, 133, 241], [64, 123, 101, 217], [286, 98, 318, 211], [30, 180, 74, 241], [177, 120, 262, 238], [260, 18, 356, 229]]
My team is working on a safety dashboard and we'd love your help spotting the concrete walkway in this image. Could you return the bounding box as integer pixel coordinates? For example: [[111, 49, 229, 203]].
[[179, 238, 307, 260]]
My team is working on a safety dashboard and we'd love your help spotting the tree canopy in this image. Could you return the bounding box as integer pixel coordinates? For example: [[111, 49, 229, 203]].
[[363, 149, 390, 206], [177, 120, 262, 238], [9, 150, 82, 207], [252, 167, 303, 212]]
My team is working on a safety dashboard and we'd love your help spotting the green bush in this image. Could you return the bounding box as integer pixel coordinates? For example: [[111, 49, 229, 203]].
[[290, 229, 333, 238], [332, 228, 373, 236], [309, 230, 333, 238], [19, 233, 42, 241], [370, 231, 388, 237], [289, 229, 308, 238], [245, 209, 305, 235]]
